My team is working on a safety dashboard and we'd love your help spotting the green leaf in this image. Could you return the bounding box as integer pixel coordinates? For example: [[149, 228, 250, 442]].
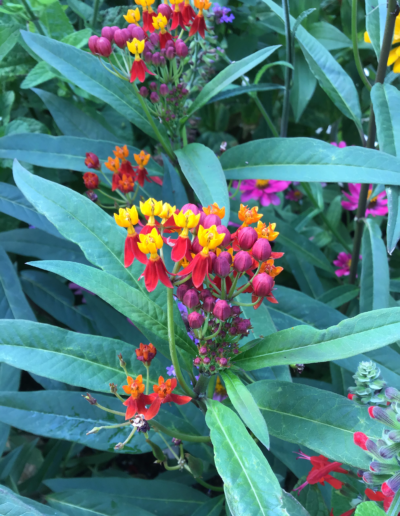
[[285, 252, 325, 297], [29, 260, 196, 354], [355, 501, 386, 516], [45, 478, 209, 516], [0, 228, 88, 263], [0, 247, 36, 321], [207, 83, 284, 104], [0, 320, 165, 393], [318, 285, 360, 309], [365, 0, 387, 59], [292, 484, 329, 516], [0, 25, 19, 62], [20, 31, 163, 140], [221, 370, 270, 449], [192, 496, 225, 516], [186, 46, 280, 117], [175, 143, 230, 226], [0, 485, 65, 516], [290, 53, 317, 122], [0, 364, 20, 457], [2, 136, 161, 175], [205, 400, 285, 516], [221, 138, 400, 184], [233, 307, 400, 370], [360, 219, 389, 312], [33, 88, 118, 141], [308, 22, 352, 50], [0, 91, 15, 125], [162, 156, 189, 208], [20, 61, 63, 89], [248, 380, 381, 469], [282, 491, 311, 516], [39, 1, 74, 40], [386, 186, 400, 255], [66, 0, 93, 22], [0, 182, 62, 238]]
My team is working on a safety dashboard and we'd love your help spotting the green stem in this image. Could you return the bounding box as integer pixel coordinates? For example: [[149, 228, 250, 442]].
[[132, 83, 175, 161], [203, 321, 222, 340], [194, 373, 210, 396], [351, 0, 372, 91], [182, 125, 188, 147], [163, 463, 182, 471], [221, 278, 226, 300], [280, 0, 293, 137], [227, 272, 240, 298], [20, 0, 45, 35], [195, 477, 224, 493], [349, 0, 397, 284], [95, 403, 125, 417], [145, 364, 150, 395], [87, 422, 130, 434], [98, 188, 122, 203], [232, 298, 261, 307], [167, 288, 196, 398], [206, 374, 217, 400], [150, 419, 211, 443], [229, 180, 242, 199], [91, 0, 101, 30], [387, 490, 400, 516], [253, 95, 279, 138]]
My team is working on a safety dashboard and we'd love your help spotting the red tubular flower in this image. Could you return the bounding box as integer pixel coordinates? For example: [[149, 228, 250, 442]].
[[138, 228, 173, 292], [83, 172, 99, 190], [127, 38, 155, 83], [114, 207, 147, 267], [294, 452, 348, 494], [365, 488, 386, 502], [189, 0, 211, 38], [182, 0, 196, 24], [170, 0, 185, 30], [122, 374, 153, 419], [146, 376, 192, 419], [136, 343, 157, 366]]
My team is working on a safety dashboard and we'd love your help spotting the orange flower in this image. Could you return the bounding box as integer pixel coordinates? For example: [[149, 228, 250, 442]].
[[134, 150, 151, 167], [238, 204, 263, 226], [135, 343, 157, 366], [113, 145, 129, 161], [255, 221, 279, 241], [118, 173, 135, 193], [259, 259, 283, 278], [105, 156, 120, 173], [202, 203, 225, 219], [122, 374, 153, 419], [145, 376, 192, 419]]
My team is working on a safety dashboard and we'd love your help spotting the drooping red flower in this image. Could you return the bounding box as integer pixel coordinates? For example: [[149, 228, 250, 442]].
[[145, 376, 192, 419], [122, 374, 153, 419], [294, 452, 348, 494], [182, 0, 195, 24]]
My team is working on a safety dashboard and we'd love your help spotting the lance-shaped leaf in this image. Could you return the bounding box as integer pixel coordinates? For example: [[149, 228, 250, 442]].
[[365, 0, 387, 59], [27, 260, 196, 355], [248, 380, 381, 469], [233, 307, 400, 370], [205, 400, 285, 516], [0, 485, 65, 516], [282, 491, 311, 516], [0, 364, 20, 457], [221, 370, 270, 449], [175, 143, 230, 226], [220, 138, 400, 184], [0, 320, 165, 393]]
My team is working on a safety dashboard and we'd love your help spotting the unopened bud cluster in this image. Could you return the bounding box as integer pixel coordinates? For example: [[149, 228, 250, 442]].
[[348, 361, 387, 406]]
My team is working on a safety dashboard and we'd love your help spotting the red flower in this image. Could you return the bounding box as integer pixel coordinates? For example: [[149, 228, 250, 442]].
[[171, 5, 185, 30], [294, 452, 348, 494], [122, 374, 153, 419], [145, 376, 192, 419], [136, 343, 157, 366], [138, 228, 173, 292], [118, 173, 135, 193], [114, 207, 147, 267], [85, 152, 101, 170], [189, 14, 207, 38], [353, 431, 369, 450], [159, 31, 173, 49], [130, 59, 154, 83], [182, 0, 196, 24], [365, 488, 386, 502], [83, 172, 99, 190]]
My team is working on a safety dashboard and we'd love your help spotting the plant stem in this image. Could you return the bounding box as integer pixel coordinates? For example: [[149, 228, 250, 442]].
[[387, 490, 400, 516], [232, 298, 261, 307], [95, 403, 125, 417], [194, 373, 210, 396], [145, 364, 150, 395], [150, 419, 211, 443], [351, 0, 372, 91], [206, 374, 217, 399], [195, 477, 224, 492], [91, 0, 101, 30], [167, 287, 196, 398], [349, 0, 397, 284], [253, 95, 280, 137], [280, 0, 293, 137], [132, 83, 175, 161], [20, 0, 46, 35]]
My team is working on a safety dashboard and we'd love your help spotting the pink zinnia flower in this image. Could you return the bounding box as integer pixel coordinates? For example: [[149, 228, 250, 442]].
[[239, 180, 291, 206], [286, 190, 303, 202], [341, 184, 388, 217], [330, 141, 347, 148]]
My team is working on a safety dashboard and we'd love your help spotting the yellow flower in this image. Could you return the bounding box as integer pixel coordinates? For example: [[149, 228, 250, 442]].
[[127, 38, 145, 56], [365, 13, 400, 72], [198, 225, 225, 252], [255, 221, 279, 241], [202, 202, 225, 219], [364, 31, 371, 44], [238, 204, 263, 226], [138, 227, 163, 255], [114, 207, 139, 235], [160, 203, 176, 222], [123, 8, 141, 24], [140, 198, 163, 217], [194, 0, 211, 10], [173, 209, 201, 230], [169, 0, 183, 4], [152, 12, 168, 31], [134, 150, 151, 167]]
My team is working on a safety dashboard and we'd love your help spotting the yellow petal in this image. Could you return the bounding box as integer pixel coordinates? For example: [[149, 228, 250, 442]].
[[388, 48, 399, 66], [364, 31, 371, 44], [393, 57, 400, 73]]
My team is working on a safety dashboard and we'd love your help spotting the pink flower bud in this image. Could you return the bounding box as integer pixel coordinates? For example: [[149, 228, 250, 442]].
[[213, 256, 231, 278], [218, 250, 232, 264], [236, 319, 251, 334], [181, 203, 200, 215], [199, 346, 207, 355], [203, 296, 215, 313], [152, 52, 161, 65], [219, 357, 228, 367], [88, 35, 99, 54], [238, 227, 257, 251], [144, 51, 153, 63], [111, 26, 119, 38], [216, 225, 231, 247], [252, 273, 274, 298], [252, 238, 272, 262], [176, 283, 190, 301], [188, 312, 204, 329], [233, 250, 252, 272], [183, 289, 199, 308], [176, 40, 188, 58], [204, 214, 221, 228], [150, 32, 160, 46], [158, 3, 172, 20], [160, 84, 169, 96], [145, 41, 155, 53], [213, 300, 231, 321], [96, 37, 112, 57], [353, 432, 368, 450], [129, 25, 145, 40], [150, 92, 160, 103], [199, 289, 212, 300], [101, 26, 114, 41], [209, 251, 216, 270], [191, 237, 202, 254], [193, 357, 201, 366], [114, 29, 127, 48], [203, 357, 211, 364], [198, 211, 206, 227], [231, 305, 241, 315], [228, 327, 237, 335], [166, 46, 175, 60]]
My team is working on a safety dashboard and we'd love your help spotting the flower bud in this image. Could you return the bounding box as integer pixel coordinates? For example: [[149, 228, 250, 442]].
[[145, 40, 155, 53], [165, 45, 176, 60], [386, 387, 400, 402], [183, 289, 199, 308], [109, 382, 118, 394], [218, 250, 232, 264], [150, 92, 160, 103], [114, 29, 128, 48], [150, 32, 160, 46], [368, 406, 398, 427], [382, 481, 396, 497], [213, 300, 231, 321], [101, 26, 114, 41], [182, 88, 189, 95], [160, 84, 169, 96], [176, 283, 190, 301], [233, 250, 252, 272], [122, 28, 131, 41], [199, 346, 207, 355], [188, 311, 204, 329], [158, 2, 172, 20], [86, 191, 98, 202], [152, 52, 161, 65], [204, 214, 221, 228], [231, 305, 241, 315], [253, 273, 274, 298], [238, 227, 257, 251], [96, 37, 112, 57], [237, 319, 251, 334], [216, 225, 231, 247], [172, 437, 182, 446], [228, 326, 237, 335], [176, 40, 188, 58], [213, 256, 230, 278], [252, 238, 272, 262], [85, 152, 100, 170], [347, 393, 355, 400], [181, 203, 200, 215], [191, 237, 202, 254], [111, 26, 119, 38], [83, 172, 99, 190], [139, 86, 149, 98], [198, 211, 206, 227], [129, 25, 145, 40], [353, 432, 368, 450], [193, 357, 201, 366], [219, 357, 228, 367], [88, 35, 99, 54], [144, 51, 153, 63], [83, 392, 97, 405], [159, 55, 166, 66], [199, 288, 212, 300], [203, 296, 215, 313], [209, 251, 216, 270]]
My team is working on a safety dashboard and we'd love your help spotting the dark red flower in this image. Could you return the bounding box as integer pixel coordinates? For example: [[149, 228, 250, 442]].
[[83, 172, 99, 189]]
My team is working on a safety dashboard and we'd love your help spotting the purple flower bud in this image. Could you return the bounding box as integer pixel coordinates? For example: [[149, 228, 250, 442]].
[[233, 250, 253, 272], [88, 35, 99, 54], [145, 41, 155, 53], [172, 437, 182, 445], [182, 88, 189, 95], [199, 346, 207, 355], [203, 357, 211, 364], [386, 387, 400, 402], [209, 251, 216, 270], [144, 51, 153, 63], [238, 227, 258, 251], [237, 319, 251, 334], [160, 83, 169, 96], [139, 86, 149, 98], [96, 37, 112, 57], [152, 52, 161, 66], [129, 25, 145, 40], [101, 26, 114, 41], [231, 306, 241, 315], [213, 256, 231, 278], [85, 191, 98, 202], [165, 40, 175, 49], [188, 311, 204, 329], [181, 203, 200, 216], [216, 225, 231, 247], [252, 239, 272, 262], [228, 326, 237, 335], [159, 55, 166, 66], [204, 214, 221, 228], [199, 288, 212, 300], [114, 29, 127, 49], [150, 92, 160, 103], [176, 283, 190, 301], [387, 472, 400, 494], [219, 357, 228, 367], [158, 3, 172, 20], [122, 28, 131, 41], [253, 273, 274, 298], [203, 296, 215, 313], [194, 357, 201, 366], [210, 365, 216, 372], [198, 211, 207, 227], [150, 32, 160, 46], [111, 26, 119, 39], [176, 41, 189, 58], [149, 81, 157, 91], [213, 300, 231, 321], [166, 46, 176, 60], [183, 289, 199, 308]]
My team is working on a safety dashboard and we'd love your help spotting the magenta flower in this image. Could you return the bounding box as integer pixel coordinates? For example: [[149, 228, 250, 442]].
[[333, 253, 362, 277], [239, 180, 291, 207], [330, 141, 347, 148], [286, 190, 303, 202], [341, 184, 388, 217]]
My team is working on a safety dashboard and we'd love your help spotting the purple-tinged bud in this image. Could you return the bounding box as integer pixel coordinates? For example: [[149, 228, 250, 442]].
[[150, 92, 160, 103], [216, 225, 231, 247], [166, 46, 175, 60], [109, 382, 118, 394], [96, 37, 112, 57], [231, 306, 241, 315], [198, 211, 207, 227], [188, 311, 204, 329], [181, 203, 200, 215], [176, 283, 190, 301], [199, 346, 207, 355], [369, 406, 398, 428], [165, 40, 175, 50], [114, 29, 128, 48], [149, 81, 157, 91], [253, 273, 274, 298], [193, 357, 201, 366], [199, 289, 212, 300], [388, 430, 400, 442], [203, 357, 211, 364], [379, 443, 400, 459], [139, 86, 149, 98], [111, 26, 119, 38], [228, 327, 237, 335], [160, 83, 169, 96], [370, 461, 399, 474], [152, 52, 161, 66], [176, 40, 189, 58], [219, 358, 228, 367], [159, 55, 166, 66], [182, 88, 189, 95], [83, 392, 97, 405], [183, 289, 199, 308], [252, 238, 272, 262], [145, 41, 155, 53], [237, 319, 251, 334], [101, 26, 114, 41], [150, 32, 160, 46], [213, 300, 231, 321], [144, 51, 153, 63], [387, 473, 400, 494], [209, 251, 216, 270], [219, 250, 232, 264], [210, 365, 216, 372], [203, 296, 215, 313], [129, 25, 145, 40], [85, 191, 98, 202], [158, 2, 172, 20], [172, 437, 182, 445], [386, 387, 400, 402], [233, 250, 253, 272], [213, 256, 231, 278], [238, 227, 258, 251], [204, 214, 221, 228], [88, 35, 99, 54], [122, 28, 131, 41]]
